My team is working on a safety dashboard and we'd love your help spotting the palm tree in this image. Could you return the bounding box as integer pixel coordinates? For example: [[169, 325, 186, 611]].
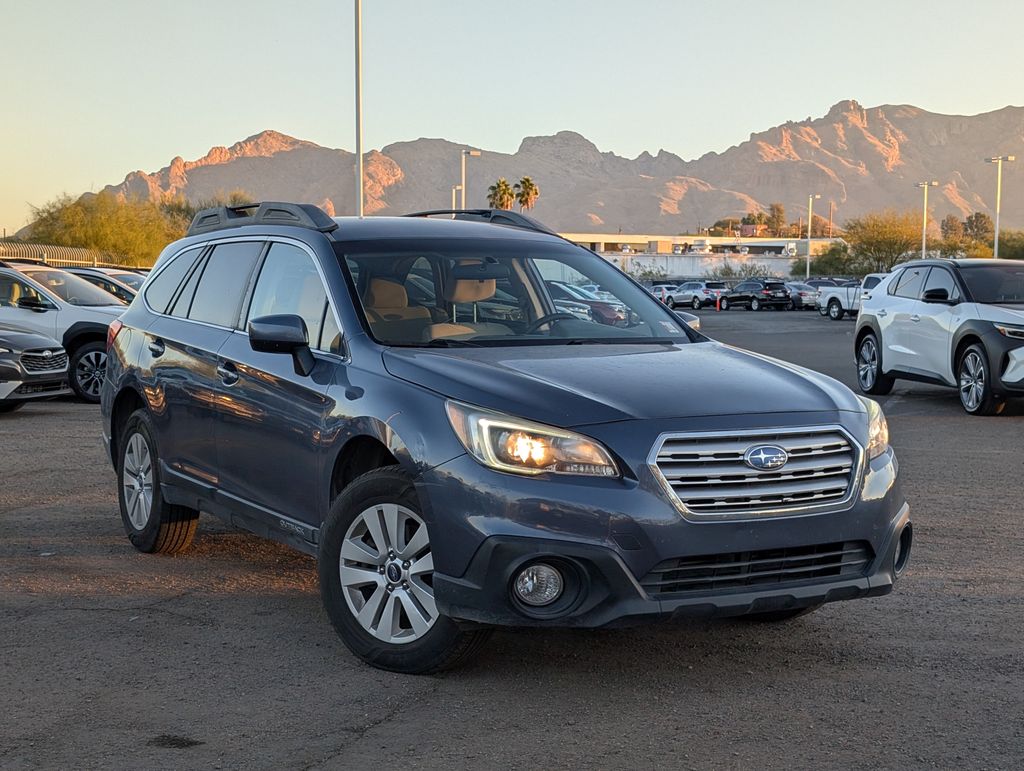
[[486, 178, 516, 210], [514, 176, 540, 212]]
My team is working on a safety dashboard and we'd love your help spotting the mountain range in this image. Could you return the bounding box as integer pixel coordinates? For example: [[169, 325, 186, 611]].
[[98, 100, 1024, 233]]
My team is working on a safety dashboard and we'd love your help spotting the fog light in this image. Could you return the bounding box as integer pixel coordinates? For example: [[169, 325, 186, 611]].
[[513, 563, 563, 606], [894, 524, 912, 576]]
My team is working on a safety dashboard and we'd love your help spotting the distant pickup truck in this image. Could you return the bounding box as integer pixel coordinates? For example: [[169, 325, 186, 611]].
[[817, 274, 886, 320]]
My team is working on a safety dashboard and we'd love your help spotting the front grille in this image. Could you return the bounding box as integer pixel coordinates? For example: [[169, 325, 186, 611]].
[[14, 381, 67, 395], [21, 349, 68, 372], [641, 541, 874, 596], [652, 427, 860, 517]]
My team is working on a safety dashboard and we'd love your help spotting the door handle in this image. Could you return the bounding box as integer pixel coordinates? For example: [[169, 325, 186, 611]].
[[910, 314, 921, 322], [216, 362, 239, 385], [147, 338, 165, 357], [877, 310, 888, 317]]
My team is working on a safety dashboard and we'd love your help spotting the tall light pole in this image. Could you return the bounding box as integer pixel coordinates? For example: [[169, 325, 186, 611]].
[[915, 181, 938, 258], [805, 194, 820, 280], [985, 156, 1015, 257], [354, 0, 364, 218], [451, 184, 462, 212], [460, 149, 481, 209]]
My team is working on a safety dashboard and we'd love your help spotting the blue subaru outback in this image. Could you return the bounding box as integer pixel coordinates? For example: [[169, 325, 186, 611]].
[[101, 203, 911, 673]]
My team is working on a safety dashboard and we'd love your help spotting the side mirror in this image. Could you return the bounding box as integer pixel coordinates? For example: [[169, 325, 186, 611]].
[[248, 314, 315, 376], [922, 288, 954, 304], [17, 297, 51, 313]]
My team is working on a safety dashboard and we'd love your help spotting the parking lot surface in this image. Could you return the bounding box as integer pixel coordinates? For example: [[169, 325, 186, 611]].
[[2, 310, 1022, 769]]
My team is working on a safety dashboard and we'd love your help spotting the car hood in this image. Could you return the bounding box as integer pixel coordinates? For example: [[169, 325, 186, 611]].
[[382, 341, 864, 427], [987, 305, 1024, 324], [0, 329, 61, 352]]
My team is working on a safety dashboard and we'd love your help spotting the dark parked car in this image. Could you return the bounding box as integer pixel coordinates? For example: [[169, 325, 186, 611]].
[[546, 280, 628, 325], [719, 279, 791, 311], [66, 267, 139, 305], [0, 324, 70, 411], [102, 203, 910, 674]]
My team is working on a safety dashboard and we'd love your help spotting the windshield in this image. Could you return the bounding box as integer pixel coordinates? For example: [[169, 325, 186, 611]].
[[25, 269, 125, 306], [335, 238, 692, 347], [705, 281, 727, 289], [109, 271, 144, 290], [961, 264, 1024, 304]]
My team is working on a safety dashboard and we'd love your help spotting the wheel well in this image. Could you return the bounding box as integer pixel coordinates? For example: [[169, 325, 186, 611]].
[[110, 388, 145, 463], [329, 436, 399, 503], [65, 332, 105, 356], [953, 334, 982, 373]]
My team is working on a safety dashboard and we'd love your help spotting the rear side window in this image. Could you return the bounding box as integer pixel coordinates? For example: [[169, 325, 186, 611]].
[[892, 267, 927, 300], [144, 247, 202, 313], [246, 243, 328, 346], [188, 242, 264, 327], [863, 276, 881, 290]]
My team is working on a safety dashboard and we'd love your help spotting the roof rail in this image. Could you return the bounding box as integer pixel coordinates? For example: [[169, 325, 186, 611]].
[[403, 209, 558, 236], [187, 202, 339, 237]]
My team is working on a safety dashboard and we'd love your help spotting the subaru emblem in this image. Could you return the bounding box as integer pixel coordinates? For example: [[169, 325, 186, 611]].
[[744, 445, 789, 471], [42, 350, 53, 358]]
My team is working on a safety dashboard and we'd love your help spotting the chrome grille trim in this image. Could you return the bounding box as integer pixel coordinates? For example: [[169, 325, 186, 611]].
[[648, 425, 864, 521]]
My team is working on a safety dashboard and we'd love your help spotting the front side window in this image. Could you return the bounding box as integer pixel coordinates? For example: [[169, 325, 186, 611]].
[[922, 268, 960, 301], [959, 264, 1024, 304], [335, 238, 692, 347], [188, 242, 263, 327], [0, 274, 55, 308], [247, 243, 328, 347]]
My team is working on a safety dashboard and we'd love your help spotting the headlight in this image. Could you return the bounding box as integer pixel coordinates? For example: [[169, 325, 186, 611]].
[[994, 323, 1024, 340], [0, 347, 11, 354], [445, 401, 619, 477], [860, 397, 890, 460]]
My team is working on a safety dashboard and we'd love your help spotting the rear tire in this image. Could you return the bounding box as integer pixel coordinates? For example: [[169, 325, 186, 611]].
[[828, 300, 844, 321], [319, 466, 491, 674], [666, 298, 676, 309], [0, 401, 25, 413], [691, 296, 701, 310], [749, 298, 761, 311], [720, 297, 730, 310], [818, 303, 829, 316], [117, 409, 199, 554], [856, 333, 895, 395], [958, 344, 1000, 416], [69, 341, 107, 403]]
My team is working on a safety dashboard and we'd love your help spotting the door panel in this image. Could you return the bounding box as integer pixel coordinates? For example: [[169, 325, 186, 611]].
[[908, 268, 964, 384], [885, 267, 928, 371]]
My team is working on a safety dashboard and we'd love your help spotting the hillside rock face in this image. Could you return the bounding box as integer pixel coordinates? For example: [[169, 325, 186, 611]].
[[99, 101, 1024, 231]]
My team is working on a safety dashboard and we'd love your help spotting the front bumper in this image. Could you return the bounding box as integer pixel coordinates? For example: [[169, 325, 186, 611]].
[[419, 424, 909, 629], [0, 359, 70, 403]]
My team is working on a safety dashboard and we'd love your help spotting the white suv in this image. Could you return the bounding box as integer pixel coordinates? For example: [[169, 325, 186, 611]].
[[0, 262, 125, 402], [855, 259, 1024, 415]]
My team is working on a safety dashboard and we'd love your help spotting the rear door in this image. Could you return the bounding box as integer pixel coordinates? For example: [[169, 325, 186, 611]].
[[215, 240, 334, 529], [908, 267, 963, 384], [884, 266, 928, 372]]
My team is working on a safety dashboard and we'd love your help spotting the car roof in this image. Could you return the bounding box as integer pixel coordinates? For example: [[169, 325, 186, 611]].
[[896, 258, 1023, 270], [327, 215, 564, 244]]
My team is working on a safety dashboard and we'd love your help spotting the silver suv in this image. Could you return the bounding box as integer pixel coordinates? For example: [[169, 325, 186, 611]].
[[667, 280, 728, 309]]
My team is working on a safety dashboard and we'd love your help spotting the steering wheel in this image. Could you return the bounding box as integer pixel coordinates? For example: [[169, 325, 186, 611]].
[[524, 312, 577, 334]]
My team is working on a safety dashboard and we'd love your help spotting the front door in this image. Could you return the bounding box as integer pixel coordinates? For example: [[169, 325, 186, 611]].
[[0, 272, 59, 338]]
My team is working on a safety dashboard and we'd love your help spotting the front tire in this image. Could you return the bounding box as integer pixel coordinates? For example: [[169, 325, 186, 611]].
[[666, 298, 676, 309], [958, 344, 999, 415], [118, 409, 199, 553], [749, 298, 761, 311], [319, 466, 491, 674], [691, 296, 702, 310], [856, 333, 895, 395], [828, 300, 845, 321], [70, 341, 107, 403], [720, 297, 730, 311]]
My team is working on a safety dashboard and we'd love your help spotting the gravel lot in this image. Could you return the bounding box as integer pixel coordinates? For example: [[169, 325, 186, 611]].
[[2, 310, 1022, 769]]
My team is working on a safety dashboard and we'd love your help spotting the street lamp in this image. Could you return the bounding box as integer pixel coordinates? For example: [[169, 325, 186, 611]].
[[451, 184, 462, 212], [985, 156, 1015, 257], [354, 0, 363, 218], [915, 181, 939, 258], [805, 194, 820, 280], [460, 149, 481, 209]]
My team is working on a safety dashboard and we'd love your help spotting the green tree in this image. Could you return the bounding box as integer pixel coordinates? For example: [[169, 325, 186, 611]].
[[486, 178, 516, 210], [791, 242, 860, 278], [964, 211, 995, 244], [842, 209, 920, 272], [513, 176, 540, 211], [766, 203, 786, 236], [940, 213, 964, 241], [998, 229, 1024, 260], [160, 189, 254, 230], [706, 261, 775, 279], [26, 192, 182, 265]]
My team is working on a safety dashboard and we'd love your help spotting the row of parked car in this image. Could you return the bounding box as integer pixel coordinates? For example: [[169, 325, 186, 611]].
[[649, 277, 876, 315], [0, 260, 148, 411]]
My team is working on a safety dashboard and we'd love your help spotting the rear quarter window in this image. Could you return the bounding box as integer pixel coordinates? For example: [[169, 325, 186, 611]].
[[144, 247, 202, 313]]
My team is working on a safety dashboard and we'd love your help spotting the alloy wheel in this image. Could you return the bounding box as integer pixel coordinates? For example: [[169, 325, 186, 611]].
[[959, 351, 986, 411], [76, 350, 107, 398], [691, 297, 701, 310], [858, 338, 878, 390], [122, 432, 154, 530], [340, 503, 437, 645]]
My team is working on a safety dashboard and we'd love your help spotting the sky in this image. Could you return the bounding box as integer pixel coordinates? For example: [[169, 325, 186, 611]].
[[2, 0, 1022, 232]]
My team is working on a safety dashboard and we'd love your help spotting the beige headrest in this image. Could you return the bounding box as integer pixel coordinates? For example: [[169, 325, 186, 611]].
[[366, 278, 408, 309], [444, 260, 496, 303]]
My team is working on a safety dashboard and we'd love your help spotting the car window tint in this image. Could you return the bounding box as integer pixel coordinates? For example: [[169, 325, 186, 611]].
[[863, 276, 881, 290], [188, 242, 263, 327], [247, 243, 327, 345], [145, 247, 203, 313], [0, 274, 53, 307], [922, 268, 959, 300], [893, 267, 926, 300], [318, 302, 343, 354]]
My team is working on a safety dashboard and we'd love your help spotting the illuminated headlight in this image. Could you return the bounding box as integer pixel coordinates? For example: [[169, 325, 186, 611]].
[[994, 323, 1024, 340], [446, 401, 619, 477], [860, 397, 890, 460]]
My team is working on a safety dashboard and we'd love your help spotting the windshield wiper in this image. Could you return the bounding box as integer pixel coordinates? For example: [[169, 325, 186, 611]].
[[421, 338, 484, 348]]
